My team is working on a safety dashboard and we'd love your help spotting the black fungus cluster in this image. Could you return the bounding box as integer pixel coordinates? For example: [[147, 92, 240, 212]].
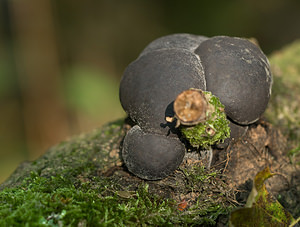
[[119, 34, 272, 180]]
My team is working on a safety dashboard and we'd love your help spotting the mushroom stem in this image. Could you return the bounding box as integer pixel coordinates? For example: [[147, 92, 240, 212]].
[[200, 147, 213, 169]]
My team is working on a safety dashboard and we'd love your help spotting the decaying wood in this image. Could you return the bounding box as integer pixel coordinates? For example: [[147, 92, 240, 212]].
[[1, 118, 299, 218]]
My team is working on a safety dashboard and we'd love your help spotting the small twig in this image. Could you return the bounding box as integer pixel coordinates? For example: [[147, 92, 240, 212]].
[[223, 142, 233, 174]]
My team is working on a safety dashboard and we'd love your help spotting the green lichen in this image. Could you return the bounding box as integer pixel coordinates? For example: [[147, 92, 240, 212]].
[[180, 91, 230, 149]]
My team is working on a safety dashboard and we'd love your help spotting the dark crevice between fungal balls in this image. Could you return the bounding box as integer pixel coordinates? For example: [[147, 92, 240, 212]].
[[139, 33, 208, 57]]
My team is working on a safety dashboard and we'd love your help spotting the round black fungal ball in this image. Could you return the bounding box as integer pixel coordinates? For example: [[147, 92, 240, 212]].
[[122, 125, 186, 180], [195, 36, 272, 125], [120, 48, 206, 135], [140, 33, 208, 56], [228, 120, 248, 140]]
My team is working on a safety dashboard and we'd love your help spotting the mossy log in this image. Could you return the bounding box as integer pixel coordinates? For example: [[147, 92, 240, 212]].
[[1, 41, 300, 226]]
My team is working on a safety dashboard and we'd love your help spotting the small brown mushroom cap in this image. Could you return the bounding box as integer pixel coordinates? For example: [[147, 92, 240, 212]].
[[173, 89, 208, 126], [122, 125, 186, 180]]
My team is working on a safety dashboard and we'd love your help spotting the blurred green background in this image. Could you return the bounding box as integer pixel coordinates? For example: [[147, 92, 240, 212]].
[[0, 0, 300, 183]]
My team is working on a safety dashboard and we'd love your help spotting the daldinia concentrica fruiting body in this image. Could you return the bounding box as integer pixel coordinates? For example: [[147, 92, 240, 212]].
[[122, 125, 185, 180], [195, 36, 272, 125], [119, 33, 272, 180], [120, 48, 206, 135], [140, 33, 208, 56]]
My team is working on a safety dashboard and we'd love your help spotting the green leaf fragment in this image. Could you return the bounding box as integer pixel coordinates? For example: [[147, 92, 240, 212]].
[[229, 167, 298, 227]]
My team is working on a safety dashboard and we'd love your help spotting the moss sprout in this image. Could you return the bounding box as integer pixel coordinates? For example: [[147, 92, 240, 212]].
[[180, 91, 230, 148]]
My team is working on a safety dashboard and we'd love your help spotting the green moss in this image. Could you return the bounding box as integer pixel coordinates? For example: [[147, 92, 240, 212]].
[[0, 119, 234, 226], [181, 165, 217, 190], [289, 145, 300, 165], [178, 164, 234, 225], [0, 119, 126, 191], [0, 170, 231, 226], [266, 40, 300, 163], [180, 91, 230, 149], [0, 172, 176, 226]]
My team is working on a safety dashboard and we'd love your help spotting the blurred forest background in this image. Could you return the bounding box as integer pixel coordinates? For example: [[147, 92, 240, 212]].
[[0, 0, 300, 183]]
